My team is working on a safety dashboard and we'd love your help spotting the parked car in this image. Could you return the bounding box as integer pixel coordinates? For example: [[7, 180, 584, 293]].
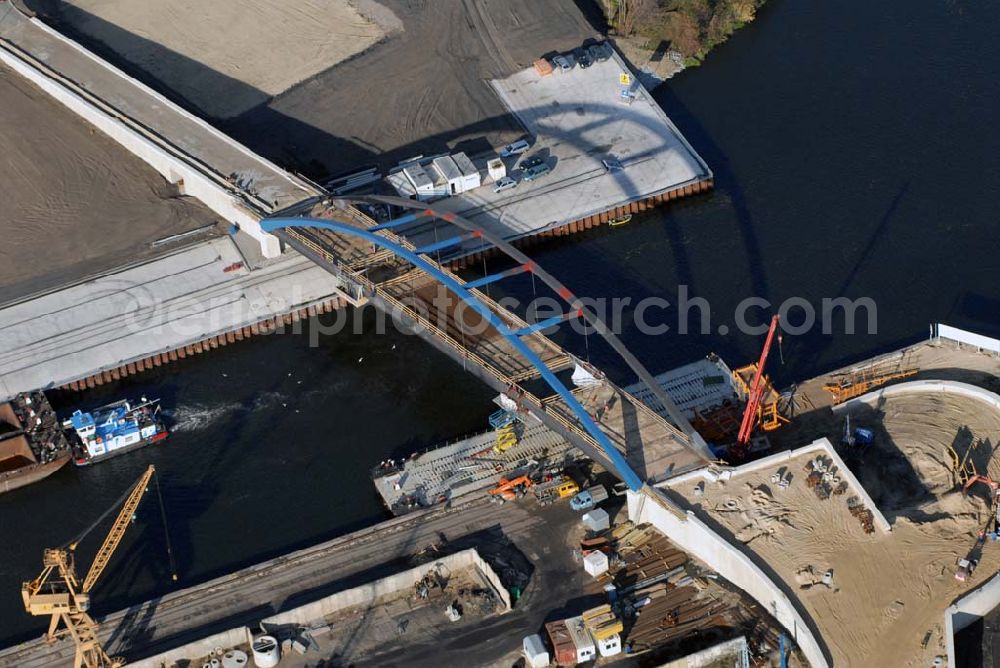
[[500, 139, 530, 157], [553, 54, 574, 72], [520, 155, 545, 171], [587, 42, 613, 62], [493, 176, 517, 193], [574, 48, 592, 69], [523, 163, 551, 182]]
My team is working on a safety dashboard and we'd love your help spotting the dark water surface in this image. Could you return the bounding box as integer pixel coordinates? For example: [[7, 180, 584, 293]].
[[2, 0, 999, 644]]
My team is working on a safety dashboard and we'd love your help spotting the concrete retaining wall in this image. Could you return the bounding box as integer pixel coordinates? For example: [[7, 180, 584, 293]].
[[628, 488, 829, 668], [128, 627, 250, 668], [0, 8, 320, 258], [654, 636, 747, 668], [262, 548, 510, 628], [934, 323, 1000, 355], [835, 379, 1000, 420], [666, 437, 891, 533], [945, 571, 1000, 667]]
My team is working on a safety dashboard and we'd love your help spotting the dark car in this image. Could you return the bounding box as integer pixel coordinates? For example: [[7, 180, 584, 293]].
[[574, 47, 592, 69], [587, 42, 612, 63], [521, 155, 545, 171]]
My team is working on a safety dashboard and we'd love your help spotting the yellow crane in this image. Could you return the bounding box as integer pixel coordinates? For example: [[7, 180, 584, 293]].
[[21, 465, 159, 668]]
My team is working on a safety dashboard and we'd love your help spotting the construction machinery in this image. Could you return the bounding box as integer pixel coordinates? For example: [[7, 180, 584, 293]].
[[948, 435, 984, 489], [954, 474, 1000, 581], [21, 465, 165, 668], [730, 315, 786, 460], [822, 360, 918, 404], [488, 474, 533, 503], [489, 409, 522, 454], [534, 476, 581, 506]]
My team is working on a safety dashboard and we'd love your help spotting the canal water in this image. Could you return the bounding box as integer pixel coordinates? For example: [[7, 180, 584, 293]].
[[2, 0, 999, 643]]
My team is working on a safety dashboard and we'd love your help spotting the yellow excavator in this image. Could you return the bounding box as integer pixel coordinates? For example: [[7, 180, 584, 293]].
[[21, 465, 166, 668]]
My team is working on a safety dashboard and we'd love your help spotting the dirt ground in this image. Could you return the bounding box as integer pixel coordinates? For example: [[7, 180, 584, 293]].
[[0, 62, 220, 304], [23, 0, 385, 118], [674, 386, 1000, 667], [24, 0, 599, 178], [229, 0, 599, 178]]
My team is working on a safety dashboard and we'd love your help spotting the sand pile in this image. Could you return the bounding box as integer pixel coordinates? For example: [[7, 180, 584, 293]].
[[29, 0, 386, 118], [677, 388, 1000, 667]]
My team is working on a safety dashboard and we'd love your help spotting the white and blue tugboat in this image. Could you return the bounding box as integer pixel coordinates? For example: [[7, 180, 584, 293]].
[[63, 397, 168, 466]]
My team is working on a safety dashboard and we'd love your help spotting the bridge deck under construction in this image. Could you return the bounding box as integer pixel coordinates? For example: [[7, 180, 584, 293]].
[[281, 199, 707, 485]]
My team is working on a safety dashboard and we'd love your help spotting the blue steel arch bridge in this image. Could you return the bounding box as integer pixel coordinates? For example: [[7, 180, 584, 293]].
[[262, 197, 715, 491]]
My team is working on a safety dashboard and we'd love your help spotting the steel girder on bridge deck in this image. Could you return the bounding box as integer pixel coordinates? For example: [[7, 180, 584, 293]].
[[365, 195, 714, 463], [263, 216, 645, 489]]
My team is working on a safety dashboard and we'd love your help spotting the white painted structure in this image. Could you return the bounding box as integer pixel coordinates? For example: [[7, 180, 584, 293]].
[[402, 163, 440, 201], [944, 571, 1000, 667], [432, 156, 466, 195], [933, 323, 1000, 355], [487, 157, 507, 181], [834, 379, 1000, 425], [452, 152, 482, 190], [565, 615, 597, 663]]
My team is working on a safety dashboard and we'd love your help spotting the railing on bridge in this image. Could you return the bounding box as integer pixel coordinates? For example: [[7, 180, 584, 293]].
[[262, 198, 714, 489]]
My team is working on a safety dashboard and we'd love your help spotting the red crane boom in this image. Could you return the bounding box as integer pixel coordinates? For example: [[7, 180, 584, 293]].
[[737, 315, 781, 446]]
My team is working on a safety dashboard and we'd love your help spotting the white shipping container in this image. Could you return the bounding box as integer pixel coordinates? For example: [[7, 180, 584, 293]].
[[596, 633, 622, 657], [402, 163, 437, 201], [582, 508, 610, 533], [583, 550, 609, 577], [431, 156, 465, 195], [522, 634, 550, 668], [565, 616, 597, 663], [452, 151, 482, 191]]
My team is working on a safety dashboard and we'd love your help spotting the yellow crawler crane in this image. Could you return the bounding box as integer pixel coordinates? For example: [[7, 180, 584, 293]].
[[21, 465, 158, 668]]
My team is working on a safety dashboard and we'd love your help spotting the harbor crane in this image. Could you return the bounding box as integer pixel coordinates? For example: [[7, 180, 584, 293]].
[[21, 465, 163, 668]]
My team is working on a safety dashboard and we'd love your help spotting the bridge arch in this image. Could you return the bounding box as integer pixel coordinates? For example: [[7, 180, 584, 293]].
[[263, 201, 713, 490]]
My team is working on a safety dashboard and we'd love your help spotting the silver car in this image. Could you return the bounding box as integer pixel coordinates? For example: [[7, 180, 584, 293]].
[[499, 139, 530, 157], [493, 176, 517, 193]]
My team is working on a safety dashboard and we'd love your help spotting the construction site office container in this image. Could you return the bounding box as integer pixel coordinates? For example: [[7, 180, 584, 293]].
[[452, 151, 482, 190], [545, 620, 577, 666], [431, 156, 465, 195], [401, 163, 437, 201], [522, 633, 550, 668], [565, 616, 597, 663], [596, 633, 622, 657]]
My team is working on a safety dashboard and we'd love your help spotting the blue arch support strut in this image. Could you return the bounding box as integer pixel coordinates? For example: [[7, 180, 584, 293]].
[[261, 217, 644, 491]]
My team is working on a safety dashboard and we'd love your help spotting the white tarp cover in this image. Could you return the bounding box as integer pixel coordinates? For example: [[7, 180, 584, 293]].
[[572, 362, 601, 387], [498, 393, 519, 412]]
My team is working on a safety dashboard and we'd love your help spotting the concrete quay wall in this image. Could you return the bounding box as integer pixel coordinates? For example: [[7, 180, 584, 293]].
[[628, 487, 829, 668], [262, 548, 510, 628]]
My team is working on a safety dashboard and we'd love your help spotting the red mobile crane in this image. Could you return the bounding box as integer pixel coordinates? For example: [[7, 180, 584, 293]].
[[731, 315, 781, 460]]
